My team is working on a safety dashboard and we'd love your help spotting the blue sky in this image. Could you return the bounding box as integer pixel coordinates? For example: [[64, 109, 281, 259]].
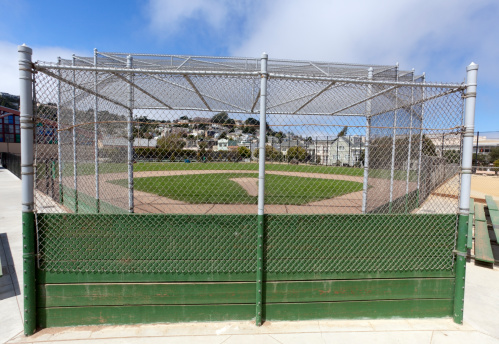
[[0, 0, 498, 132]]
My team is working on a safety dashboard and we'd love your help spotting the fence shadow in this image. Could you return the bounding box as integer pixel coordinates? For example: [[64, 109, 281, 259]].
[[0, 233, 21, 300]]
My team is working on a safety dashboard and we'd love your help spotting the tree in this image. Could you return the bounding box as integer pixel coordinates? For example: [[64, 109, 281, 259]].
[[212, 112, 229, 124], [157, 134, 186, 151], [275, 131, 286, 143], [287, 146, 307, 162], [337, 126, 348, 137], [237, 146, 251, 159], [253, 146, 283, 161], [422, 135, 437, 156], [219, 132, 228, 139], [243, 117, 259, 134], [494, 159, 499, 176], [443, 150, 460, 164], [473, 153, 488, 165], [489, 147, 499, 162], [179, 115, 189, 121], [197, 141, 208, 161]]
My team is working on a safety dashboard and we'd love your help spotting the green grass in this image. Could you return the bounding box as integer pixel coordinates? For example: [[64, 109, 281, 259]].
[[51, 161, 363, 177], [110, 173, 363, 205], [39, 161, 415, 182]]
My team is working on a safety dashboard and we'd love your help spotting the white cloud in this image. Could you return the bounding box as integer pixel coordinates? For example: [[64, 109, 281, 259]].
[[0, 41, 82, 95], [146, 0, 252, 34], [229, 0, 499, 83]]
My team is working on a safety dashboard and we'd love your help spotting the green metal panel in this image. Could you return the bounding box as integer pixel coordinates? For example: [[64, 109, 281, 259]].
[[37, 278, 454, 307], [36, 214, 456, 279], [23, 212, 36, 335], [37, 269, 455, 284], [61, 185, 127, 214], [453, 214, 468, 324], [265, 214, 456, 276], [256, 214, 264, 325], [474, 221, 494, 264], [467, 198, 474, 250], [37, 304, 255, 328], [37, 214, 257, 275], [37, 299, 452, 327], [265, 299, 453, 321]]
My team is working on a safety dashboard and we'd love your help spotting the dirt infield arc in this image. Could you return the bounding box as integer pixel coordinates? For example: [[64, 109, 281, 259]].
[[59, 170, 417, 214]]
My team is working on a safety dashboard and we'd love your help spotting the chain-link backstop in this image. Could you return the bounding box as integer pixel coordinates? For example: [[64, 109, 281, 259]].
[[19, 47, 478, 332]]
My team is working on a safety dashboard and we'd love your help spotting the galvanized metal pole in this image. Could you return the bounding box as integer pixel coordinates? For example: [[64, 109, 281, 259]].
[[19, 44, 36, 336], [57, 57, 63, 204], [416, 73, 426, 205], [127, 55, 134, 213], [454, 62, 478, 324], [362, 67, 373, 213], [474, 131, 479, 166], [256, 52, 268, 326], [72, 55, 78, 213], [389, 63, 399, 213], [94, 49, 100, 213], [405, 69, 415, 212]]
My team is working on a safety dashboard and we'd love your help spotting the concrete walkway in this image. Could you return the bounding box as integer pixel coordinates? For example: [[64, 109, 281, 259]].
[[1, 166, 499, 344]]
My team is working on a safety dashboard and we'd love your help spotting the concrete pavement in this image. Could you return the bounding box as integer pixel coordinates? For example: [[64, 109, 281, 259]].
[[1, 165, 499, 344]]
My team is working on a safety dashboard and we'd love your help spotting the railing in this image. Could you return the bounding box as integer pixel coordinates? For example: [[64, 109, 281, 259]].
[[0, 152, 21, 179]]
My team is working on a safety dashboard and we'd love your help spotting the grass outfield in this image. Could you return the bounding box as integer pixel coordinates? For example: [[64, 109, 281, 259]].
[[110, 173, 364, 205], [39, 161, 415, 181]]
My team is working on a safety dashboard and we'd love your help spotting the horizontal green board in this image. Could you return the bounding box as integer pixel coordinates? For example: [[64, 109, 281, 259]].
[[264, 299, 453, 321], [37, 303, 254, 328], [37, 269, 455, 283], [38, 278, 454, 307], [485, 195, 499, 211], [475, 203, 486, 222], [37, 299, 452, 327], [474, 221, 494, 263]]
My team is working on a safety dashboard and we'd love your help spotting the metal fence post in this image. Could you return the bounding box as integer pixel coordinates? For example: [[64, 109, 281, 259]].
[[94, 49, 100, 213], [127, 55, 134, 213], [57, 57, 63, 204], [256, 52, 268, 326], [405, 69, 415, 212], [416, 73, 426, 205], [453, 62, 478, 324], [19, 44, 36, 336], [474, 131, 479, 166], [389, 63, 399, 213], [362, 67, 373, 213], [72, 55, 78, 213]]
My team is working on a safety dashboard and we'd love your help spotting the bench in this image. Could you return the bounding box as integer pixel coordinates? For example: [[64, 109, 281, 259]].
[[471, 196, 498, 265], [474, 202, 494, 264], [485, 195, 499, 244]]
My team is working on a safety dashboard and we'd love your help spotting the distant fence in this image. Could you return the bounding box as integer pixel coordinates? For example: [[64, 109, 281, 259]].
[[0, 152, 21, 179]]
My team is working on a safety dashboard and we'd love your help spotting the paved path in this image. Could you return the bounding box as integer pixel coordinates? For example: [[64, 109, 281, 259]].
[[0, 167, 23, 344], [2, 165, 499, 343]]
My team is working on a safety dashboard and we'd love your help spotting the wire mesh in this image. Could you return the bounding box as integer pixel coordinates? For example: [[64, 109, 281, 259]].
[[32, 54, 466, 274]]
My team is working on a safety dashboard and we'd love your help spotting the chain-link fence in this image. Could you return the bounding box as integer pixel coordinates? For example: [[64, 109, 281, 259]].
[[25, 51, 473, 327], [33, 53, 465, 217]]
